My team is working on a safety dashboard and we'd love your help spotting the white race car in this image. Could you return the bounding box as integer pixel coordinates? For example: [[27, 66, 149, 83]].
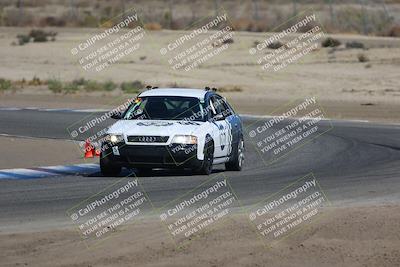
[[100, 88, 244, 176]]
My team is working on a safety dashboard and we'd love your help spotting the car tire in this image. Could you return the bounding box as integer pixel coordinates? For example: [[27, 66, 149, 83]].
[[225, 137, 244, 171], [100, 152, 122, 176], [195, 140, 214, 175], [137, 167, 152, 176]]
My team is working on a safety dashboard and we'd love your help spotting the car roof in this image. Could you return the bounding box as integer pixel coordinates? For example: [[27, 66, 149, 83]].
[[139, 88, 210, 100]]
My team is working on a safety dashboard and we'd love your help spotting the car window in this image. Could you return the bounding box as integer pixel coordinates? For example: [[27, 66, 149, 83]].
[[209, 97, 218, 116], [213, 95, 232, 117], [123, 96, 206, 121], [124, 98, 148, 120], [221, 98, 234, 116]]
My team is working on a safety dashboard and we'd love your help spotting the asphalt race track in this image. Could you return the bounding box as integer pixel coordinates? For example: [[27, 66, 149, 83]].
[[0, 109, 399, 231]]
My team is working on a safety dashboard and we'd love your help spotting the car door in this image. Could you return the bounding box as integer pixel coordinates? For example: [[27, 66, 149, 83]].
[[209, 95, 231, 158], [220, 97, 242, 155]]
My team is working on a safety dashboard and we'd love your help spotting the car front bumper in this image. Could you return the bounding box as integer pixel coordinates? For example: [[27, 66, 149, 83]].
[[101, 142, 202, 169]]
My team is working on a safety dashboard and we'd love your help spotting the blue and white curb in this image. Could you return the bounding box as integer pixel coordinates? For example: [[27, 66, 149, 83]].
[[0, 163, 100, 180]]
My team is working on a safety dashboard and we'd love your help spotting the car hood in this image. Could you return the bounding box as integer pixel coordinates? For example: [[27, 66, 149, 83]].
[[108, 120, 205, 136]]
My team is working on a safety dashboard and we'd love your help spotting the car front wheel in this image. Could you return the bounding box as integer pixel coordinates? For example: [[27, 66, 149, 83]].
[[137, 167, 152, 176], [195, 140, 214, 175], [100, 152, 122, 176]]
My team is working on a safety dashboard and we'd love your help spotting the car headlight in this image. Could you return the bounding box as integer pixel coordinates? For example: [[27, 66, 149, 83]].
[[106, 134, 124, 143], [171, 135, 197, 144]]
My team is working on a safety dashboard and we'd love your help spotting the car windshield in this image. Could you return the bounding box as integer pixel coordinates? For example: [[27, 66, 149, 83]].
[[123, 96, 206, 121]]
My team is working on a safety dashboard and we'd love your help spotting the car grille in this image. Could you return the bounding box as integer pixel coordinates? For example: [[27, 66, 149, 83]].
[[127, 135, 169, 143]]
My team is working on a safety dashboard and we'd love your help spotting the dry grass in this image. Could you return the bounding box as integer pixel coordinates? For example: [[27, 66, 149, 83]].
[[388, 25, 400, 37], [218, 85, 244, 92], [357, 53, 369, 62], [145, 22, 162, 31]]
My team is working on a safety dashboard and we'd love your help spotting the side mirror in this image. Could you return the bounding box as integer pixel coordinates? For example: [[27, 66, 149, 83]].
[[111, 113, 122, 120], [212, 113, 224, 121]]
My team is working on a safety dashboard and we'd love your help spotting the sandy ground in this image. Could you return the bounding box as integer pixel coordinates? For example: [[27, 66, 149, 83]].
[[1, 205, 399, 267], [0, 27, 400, 123], [0, 136, 96, 169]]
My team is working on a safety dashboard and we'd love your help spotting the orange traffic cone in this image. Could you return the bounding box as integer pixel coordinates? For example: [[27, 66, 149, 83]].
[[84, 140, 94, 158]]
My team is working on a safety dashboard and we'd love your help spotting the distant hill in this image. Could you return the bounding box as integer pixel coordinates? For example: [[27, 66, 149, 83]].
[[0, 0, 399, 36]]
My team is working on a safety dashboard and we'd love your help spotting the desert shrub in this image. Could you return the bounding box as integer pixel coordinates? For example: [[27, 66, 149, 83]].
[[17, 29, 57, 45], [249, 20, 269, 32], [28, 76, 43, 86], [102, 6, 113, 18], [297, 22, 318, 33], [0, 78, 12, 91], [0, 8, 3, 26], [103, 80, 117, 91], [16, 34, 30, 45], [253, 40, 260, 47], [81, 14, 98, 27], [29, 29, 57, 42], [14, 78, 26, 88], [268, 41, 284, 49], [33, 34, 46, 42], [83, 80, 103, 91], [388, 25, 400, 37], [63, 82, 79, 94], [121, 80, 144, 93], [218, 85, 243, 92], [321, 37, 341, 48], [357, 53, 369, 62], [30, 29, 46, 42], [169, 17, 188, 30], [213, 37, 234, 47], [100, 19, 114, 28], [82, 80, 117, 92], [222, 38, 234, 44], [47, 79, 63, 93], [231, 18, 252, 31], [161, 11, 172, 29], [168, 82, 185, 88], [145, 22, 162, 31], [346, 41, 365, 49], [72, 78, 87, 86], [39, 16, 66, 27], [47, 79, 118, 94]]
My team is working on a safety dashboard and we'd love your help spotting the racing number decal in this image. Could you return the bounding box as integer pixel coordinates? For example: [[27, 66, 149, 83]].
[[219, 124, 227, 151], [215, 120, 232, 157]]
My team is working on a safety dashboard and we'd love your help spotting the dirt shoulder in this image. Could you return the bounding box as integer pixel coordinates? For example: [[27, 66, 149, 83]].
[[0, 205, 399, 267], [0, 136, 96, 169]]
